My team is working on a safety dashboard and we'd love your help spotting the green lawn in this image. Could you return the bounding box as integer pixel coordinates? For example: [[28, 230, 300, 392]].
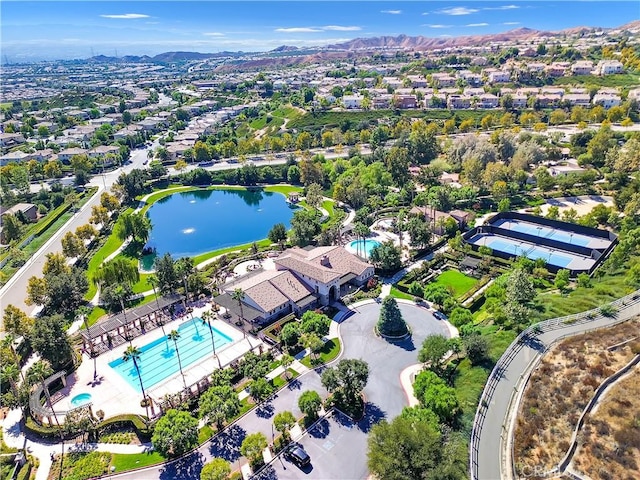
[[192, 238, 272, 266], [264, 184, 303, 196], [432, 270, 478, 298], [389, 286, 415, 300], [300, 338, 341, 367], [110, 451, 166, 472], [321, 199, 335, 216]]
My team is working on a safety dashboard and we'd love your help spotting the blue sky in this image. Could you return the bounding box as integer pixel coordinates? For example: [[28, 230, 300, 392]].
[[2, 1, 638, 61]]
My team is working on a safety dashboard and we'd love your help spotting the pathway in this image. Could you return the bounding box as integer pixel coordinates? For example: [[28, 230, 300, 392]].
[[472, 289, 640, 480]]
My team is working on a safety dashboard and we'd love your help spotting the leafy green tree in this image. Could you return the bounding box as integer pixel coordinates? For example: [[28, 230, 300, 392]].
[[240, 432, 268, 467], [30, 314, 73, 370], [463, 334, 490, 366], [448, 307, 473, 328], [154, 253, 180, 294], [61, 231, 86, 258], [198, 385, 241, 431], [268, 223, 287, 247], [413, 370, 459, 423], [116, 169, 149, 202], [117, 212, 152, 244], [298, 390, 323, 421], [3, 213, 26, 245], [2, 305, 31, 337], [249, 377, 274, 404], [377, 296, 409, 337], [321, 359, 369, 408], [273, 410, 296, 440], [200, 458, 231, 480], [367, 414, 443, 480], [94, 257, 139, 289], [151, 409, 199, 457], [279, 322, 301, 348], [418, 334, 451, 373], [305, 183, 323, 209], [555, 268, 571, 292], [406, 216, 432, 249], [302, 332, 324, 360], [300, 311, 331, 337], [369, 241, 402, 273], [290, 209, 321, 246]]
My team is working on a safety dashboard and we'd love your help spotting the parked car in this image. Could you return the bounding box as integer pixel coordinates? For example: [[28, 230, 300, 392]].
[[433, 310, 448, 321], [283, 443, 311, 468]]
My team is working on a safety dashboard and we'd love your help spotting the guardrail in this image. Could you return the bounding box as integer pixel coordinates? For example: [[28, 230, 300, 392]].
[[469, 287, 640, 480]]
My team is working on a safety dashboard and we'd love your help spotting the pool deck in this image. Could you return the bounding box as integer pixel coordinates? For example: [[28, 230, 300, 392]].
[[53, 303, 263, 419]]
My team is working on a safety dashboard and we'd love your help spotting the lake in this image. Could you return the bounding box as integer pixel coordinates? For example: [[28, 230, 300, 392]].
[[144, 189, 296, 259]]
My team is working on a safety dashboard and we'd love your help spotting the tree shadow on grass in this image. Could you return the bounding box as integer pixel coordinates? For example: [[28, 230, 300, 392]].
[[208, 424, 246, 462], [159, 451, 204, 480], [357, 402, 386, 433], [308, 417, 331, 439]]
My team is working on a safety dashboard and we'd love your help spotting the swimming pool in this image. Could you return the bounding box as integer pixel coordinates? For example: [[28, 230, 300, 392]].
[[70, 393, 92, 407], [109, 318, 233, 392], [348, 239, 381, 258]]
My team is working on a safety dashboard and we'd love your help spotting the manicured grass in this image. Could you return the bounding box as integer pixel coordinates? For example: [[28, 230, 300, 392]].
[[198, 424, 215, 444], [432, 270, 478, 298], [389, 286, 415, 300], [137, 186, 192, 214], [110, 451, 166, 472], [192, 238, 272, 265], [264, 184, 303, 196], [321, 199, 335, 216], [300, 338, 341, 367]]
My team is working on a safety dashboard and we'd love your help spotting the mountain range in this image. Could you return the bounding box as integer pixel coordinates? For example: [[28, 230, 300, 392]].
[[87, 20, 640, 65]]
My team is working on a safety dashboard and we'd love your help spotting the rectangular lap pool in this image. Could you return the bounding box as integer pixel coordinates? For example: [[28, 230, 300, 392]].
[[109, 318, 232, 392]]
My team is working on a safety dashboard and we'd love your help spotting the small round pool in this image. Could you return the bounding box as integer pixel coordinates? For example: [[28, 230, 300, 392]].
[[347, 239, 381, 258], [70, 393, 92, 407]]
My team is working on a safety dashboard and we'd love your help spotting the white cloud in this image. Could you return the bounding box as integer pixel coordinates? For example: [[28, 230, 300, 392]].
[[203, 32, 225, 37], [484, 5, 520, 11], [100, 13, 149, 19], [467, 23, 489, 27], [503, 21, 521, 25], [275, 25, 361, 33], [323, 25, 361, 31], [381, 10, 402, 14], [424, 24, 453, 29], [275, 27, 323, 33], [437, 7, 479, 16], [421, 12, 429, 16]]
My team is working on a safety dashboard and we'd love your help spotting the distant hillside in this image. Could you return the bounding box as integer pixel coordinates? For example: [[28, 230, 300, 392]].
[[89, 50, 244, 63]]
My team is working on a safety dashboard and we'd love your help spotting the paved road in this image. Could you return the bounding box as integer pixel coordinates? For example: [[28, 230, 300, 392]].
[[475, 297, 640, 480], [0, 144, 155, 321], [114, 302, 449, 480]]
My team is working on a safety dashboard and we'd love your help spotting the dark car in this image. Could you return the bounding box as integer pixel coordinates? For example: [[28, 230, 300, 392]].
[[283, 444, 311, 468], [433, 310, 448, 321]]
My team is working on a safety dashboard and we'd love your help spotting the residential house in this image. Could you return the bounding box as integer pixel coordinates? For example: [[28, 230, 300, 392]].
[[548, 161, 587, 177], [424, 93, 447, 108], [571, 61, 594, 75], [545, 62, 570, 77], [1, 203, 38, 221], [57, 147, 88, 163], [166, 142, 191, 161], [30, 149, 54, 162], [89, 117, 116, 126], [447, 94, 472, 109], [88, 145, 121, 163], [563, 93, 591, 107], [486, 69, 511, 83], [407, 75, 428, 88], [0, 133, 26, 149], [431, 73, 456, 88], [592, 92, 621, 109], [0, 151, 31, 166], [596, 60, 624, 75], [342, 95, 363, 109], [394, 95, 417, 109], [372, 94, 393, 109], [477, 93, 499, 109], [511, 93, 529, 108]]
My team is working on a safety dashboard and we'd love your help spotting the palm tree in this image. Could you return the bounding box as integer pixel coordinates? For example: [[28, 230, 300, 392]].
[[1, 363, 22, 406], [175, 257, 194, 304], [78, 306, 97, 379], [27, 361, 61, 429], [201, 310, 222, 368], [147, 275, 167, 336], [167, 330, 188, 391], [232, 287, 245, 324], [354, 222, 370, 260], [1, 334, 25, 381], [122, 345, 150, 418]]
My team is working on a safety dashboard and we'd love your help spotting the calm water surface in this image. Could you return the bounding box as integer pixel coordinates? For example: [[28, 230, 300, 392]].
[[145, 189, 296, 258]]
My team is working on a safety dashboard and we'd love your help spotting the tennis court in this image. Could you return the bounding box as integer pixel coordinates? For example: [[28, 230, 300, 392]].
[[492, 218, 601, 248]]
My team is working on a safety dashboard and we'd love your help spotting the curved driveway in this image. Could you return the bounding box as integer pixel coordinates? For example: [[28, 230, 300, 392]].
[[114, 302, 449, 480], [474, 293, 640, 480]]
